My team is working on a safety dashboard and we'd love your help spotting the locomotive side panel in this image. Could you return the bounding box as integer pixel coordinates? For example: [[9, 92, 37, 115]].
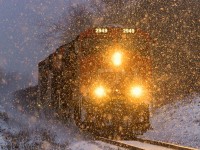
[[53, 42, 78, 119], [38, 57, 51, 107], [38, 41, 78, 120]]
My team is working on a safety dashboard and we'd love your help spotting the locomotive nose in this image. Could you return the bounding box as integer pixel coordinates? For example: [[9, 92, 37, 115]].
[[105, 98, 130, 119]]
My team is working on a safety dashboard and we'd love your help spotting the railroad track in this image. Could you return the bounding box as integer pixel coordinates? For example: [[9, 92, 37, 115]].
[[96, 137, 198, 150]]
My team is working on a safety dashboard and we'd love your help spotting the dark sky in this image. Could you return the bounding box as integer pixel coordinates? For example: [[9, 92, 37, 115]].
[[0, 0, 82, 82]]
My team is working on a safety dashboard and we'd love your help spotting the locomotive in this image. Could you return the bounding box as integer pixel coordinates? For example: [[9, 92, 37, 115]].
[[38, 27, 152, 138]]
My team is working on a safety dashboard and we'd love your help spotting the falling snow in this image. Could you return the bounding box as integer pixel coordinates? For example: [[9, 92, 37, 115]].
[[0, 0, 199, 149]]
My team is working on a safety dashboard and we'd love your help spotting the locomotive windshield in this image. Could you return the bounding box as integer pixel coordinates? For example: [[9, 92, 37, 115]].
[[81, 35, 150, 56]]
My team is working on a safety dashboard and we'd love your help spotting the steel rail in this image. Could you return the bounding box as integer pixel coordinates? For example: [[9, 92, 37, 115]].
[[135, 138, 198, 150], [96, 136, 198, 150], [96, 137, 144, 150]]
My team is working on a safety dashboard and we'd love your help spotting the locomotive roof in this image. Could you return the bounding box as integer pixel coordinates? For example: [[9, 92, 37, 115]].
[[38, 27, 151, 67], [38, 39, 76, 66]]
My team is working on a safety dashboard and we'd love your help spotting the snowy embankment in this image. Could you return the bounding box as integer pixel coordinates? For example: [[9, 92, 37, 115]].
[[0, 95, 121, 150], [0, 95, 86, 149], [142, 96, 200, 149]]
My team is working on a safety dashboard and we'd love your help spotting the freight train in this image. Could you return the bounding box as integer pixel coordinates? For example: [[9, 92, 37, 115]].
[[38, 26, 153, 138]]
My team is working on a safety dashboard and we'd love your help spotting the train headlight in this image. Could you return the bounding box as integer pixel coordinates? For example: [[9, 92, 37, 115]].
[[112, 52, 122, 66], [94, 86, 106, 98], [130, 86, 143, 98]]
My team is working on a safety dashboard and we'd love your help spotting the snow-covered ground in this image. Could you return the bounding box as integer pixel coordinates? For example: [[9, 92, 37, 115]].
[[0, 95, 123, 149], [0, 95, 84, 149], [142, 96, 200, 149], [0, 95, 199, 149]]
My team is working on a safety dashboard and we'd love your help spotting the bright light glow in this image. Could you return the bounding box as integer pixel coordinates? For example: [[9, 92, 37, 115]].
[[94, 86, 106, 98], [131, 86, 143, 98], [112, 52, 122, 66]]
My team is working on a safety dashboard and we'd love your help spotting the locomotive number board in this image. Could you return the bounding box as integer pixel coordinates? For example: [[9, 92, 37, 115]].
[[95, 28, 135, 34]]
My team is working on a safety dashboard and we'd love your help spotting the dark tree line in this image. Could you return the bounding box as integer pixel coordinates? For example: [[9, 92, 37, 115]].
[[41, 0, 199, 106], [133, 0, 200, 105]]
